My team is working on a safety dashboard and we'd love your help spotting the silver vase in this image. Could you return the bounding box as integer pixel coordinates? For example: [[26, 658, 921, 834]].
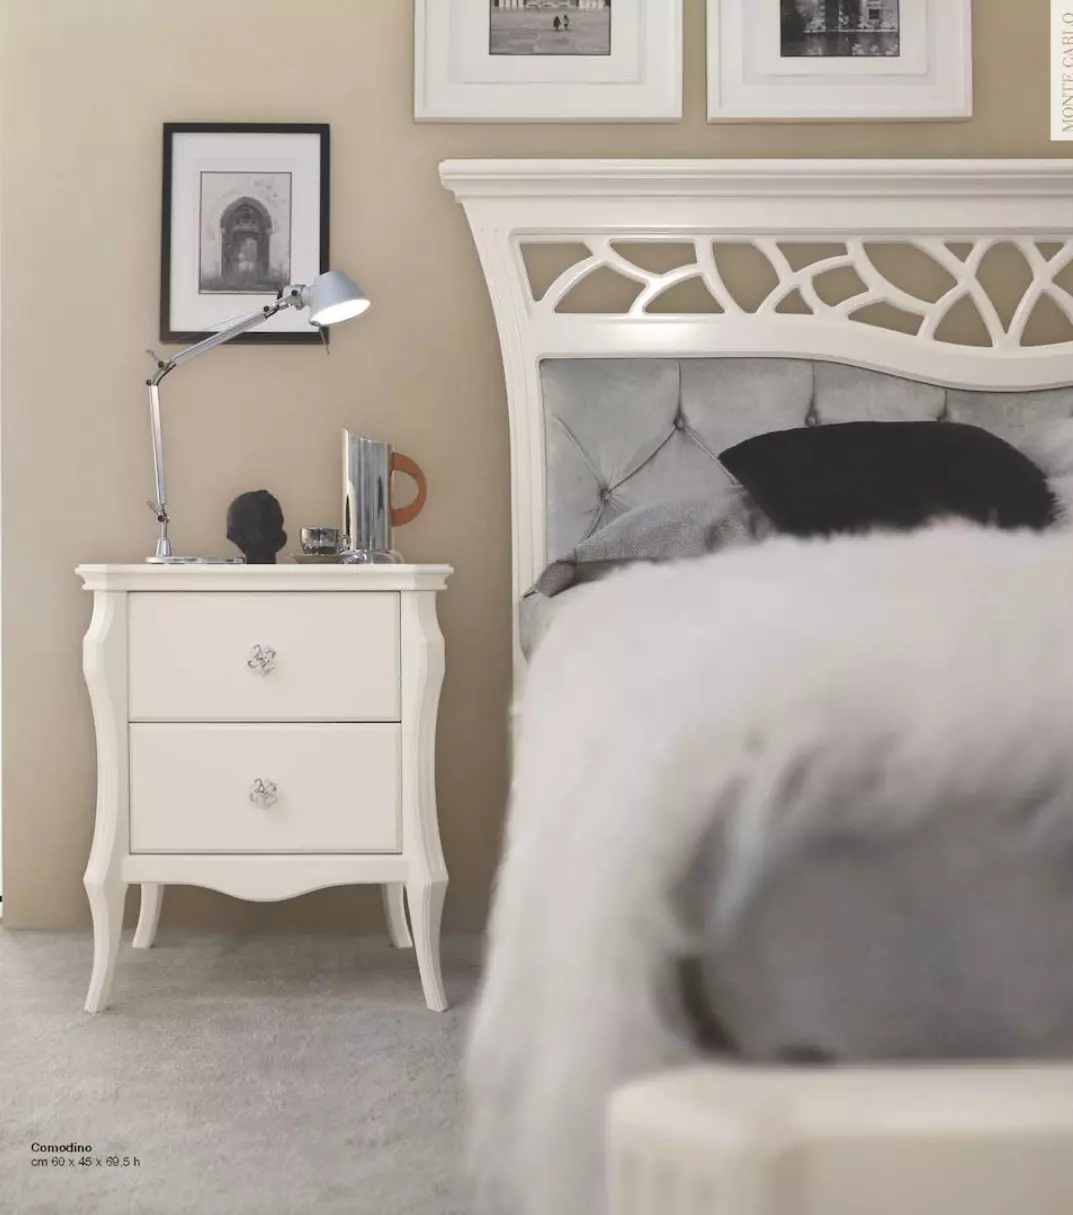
[[340, 433, 428, 565]]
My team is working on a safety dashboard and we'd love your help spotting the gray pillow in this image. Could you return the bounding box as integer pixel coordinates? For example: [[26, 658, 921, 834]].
[[527, 488, 774, 600]]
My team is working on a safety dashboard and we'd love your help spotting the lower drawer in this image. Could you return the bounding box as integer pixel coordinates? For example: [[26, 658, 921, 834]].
[[129, 723, 401, 853]]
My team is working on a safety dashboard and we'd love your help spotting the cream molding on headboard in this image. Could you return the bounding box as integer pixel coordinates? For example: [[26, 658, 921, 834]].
[[441, 159, 1073, 673], [441, 159, 1073, 201]]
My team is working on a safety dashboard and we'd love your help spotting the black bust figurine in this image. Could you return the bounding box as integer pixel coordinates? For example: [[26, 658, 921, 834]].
[[226, 490, 287, 564]]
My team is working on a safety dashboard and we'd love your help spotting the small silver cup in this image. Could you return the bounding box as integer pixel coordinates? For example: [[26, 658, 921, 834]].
[[301, 526, 347, 555]]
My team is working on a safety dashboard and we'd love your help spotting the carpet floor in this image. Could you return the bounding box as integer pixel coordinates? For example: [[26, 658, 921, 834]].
[[0, 930, 483, 1215]]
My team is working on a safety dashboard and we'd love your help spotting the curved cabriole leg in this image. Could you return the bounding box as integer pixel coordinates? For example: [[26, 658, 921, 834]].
[[382, 883, 412, 949], [133, 883, 163, 949], [84, 869, 126, 1013], [82, 589, 130, 1014], [400, 590, 450, 1011], [407, 875, 448, 1012]]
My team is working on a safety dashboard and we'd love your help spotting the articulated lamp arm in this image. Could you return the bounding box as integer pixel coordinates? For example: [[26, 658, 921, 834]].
[[142, 270, 368, 563], [144, 289, 313, 561]]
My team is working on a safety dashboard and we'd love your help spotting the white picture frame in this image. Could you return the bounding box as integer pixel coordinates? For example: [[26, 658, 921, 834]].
[[414, 0, 682, 122], [707, 0, 972, 122]]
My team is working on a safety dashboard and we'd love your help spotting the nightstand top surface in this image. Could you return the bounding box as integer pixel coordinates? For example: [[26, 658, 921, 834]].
[[76, 563, 453, 593]]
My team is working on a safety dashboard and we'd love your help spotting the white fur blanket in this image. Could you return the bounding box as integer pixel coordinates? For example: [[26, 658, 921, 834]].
[[465, 522, 1073, 1215]]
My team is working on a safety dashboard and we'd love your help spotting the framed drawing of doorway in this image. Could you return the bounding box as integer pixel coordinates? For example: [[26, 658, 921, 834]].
[[160, 123, 330, 344]]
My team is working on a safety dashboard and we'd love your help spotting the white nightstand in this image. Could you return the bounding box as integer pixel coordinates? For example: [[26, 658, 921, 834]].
[[75, 563, 452, 1013]]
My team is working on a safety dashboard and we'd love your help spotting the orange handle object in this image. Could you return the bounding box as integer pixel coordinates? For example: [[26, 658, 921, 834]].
[[390, 453, 428, 528]]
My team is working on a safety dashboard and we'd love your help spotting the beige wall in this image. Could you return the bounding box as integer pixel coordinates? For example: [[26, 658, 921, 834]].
[[0, 0, 1062, 932]]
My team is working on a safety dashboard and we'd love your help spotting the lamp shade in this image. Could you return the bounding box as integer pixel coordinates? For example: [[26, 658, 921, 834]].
[[306, 270, 371, 327]]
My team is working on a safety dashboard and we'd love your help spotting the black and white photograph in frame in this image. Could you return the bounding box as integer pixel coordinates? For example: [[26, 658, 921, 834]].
[[415, 0, 681, 122], [781, 0, 900, 59], [707, 0, 970, 122], [161, 124, 329, 344], [198, 172, 292, 295], [489, 0, 611, 57]]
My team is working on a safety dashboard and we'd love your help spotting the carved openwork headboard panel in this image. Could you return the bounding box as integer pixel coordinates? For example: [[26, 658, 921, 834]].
[[440, 159, 1073, 673]]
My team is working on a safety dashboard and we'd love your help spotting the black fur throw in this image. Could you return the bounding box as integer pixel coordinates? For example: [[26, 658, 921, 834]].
[[226, 490, 287, 564]]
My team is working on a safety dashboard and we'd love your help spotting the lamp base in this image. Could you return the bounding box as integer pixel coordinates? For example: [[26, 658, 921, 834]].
[[145, 555, 246, 565]]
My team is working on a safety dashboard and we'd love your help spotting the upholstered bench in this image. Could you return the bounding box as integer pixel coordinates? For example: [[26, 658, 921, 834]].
[[608, 1064, 1073, 1214]]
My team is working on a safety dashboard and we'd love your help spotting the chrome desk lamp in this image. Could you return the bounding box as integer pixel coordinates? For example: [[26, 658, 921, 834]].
[[144, 269, 370, 563]]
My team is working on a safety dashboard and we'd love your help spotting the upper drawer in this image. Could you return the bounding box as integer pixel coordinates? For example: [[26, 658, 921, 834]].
[[128, 592, 400, 722]]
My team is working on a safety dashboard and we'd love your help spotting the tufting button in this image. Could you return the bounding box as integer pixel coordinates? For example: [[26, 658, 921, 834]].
[[674, 414, 686, 431], [599, 487, 611, 503]]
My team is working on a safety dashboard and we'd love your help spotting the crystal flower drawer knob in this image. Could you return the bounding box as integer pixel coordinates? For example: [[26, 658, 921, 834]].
[[247, 644, 277, 675], [248, 778, 278, 808]]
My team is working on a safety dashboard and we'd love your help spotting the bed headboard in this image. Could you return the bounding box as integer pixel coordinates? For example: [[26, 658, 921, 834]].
[[439, 159, 1073, 675]]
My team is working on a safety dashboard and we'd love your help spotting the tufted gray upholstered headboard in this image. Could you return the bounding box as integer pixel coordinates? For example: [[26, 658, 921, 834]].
[[539, 358, 1073, 565]]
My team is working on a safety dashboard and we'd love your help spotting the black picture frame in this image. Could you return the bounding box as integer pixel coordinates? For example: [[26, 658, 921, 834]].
[[160, 122, 330, 346]]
